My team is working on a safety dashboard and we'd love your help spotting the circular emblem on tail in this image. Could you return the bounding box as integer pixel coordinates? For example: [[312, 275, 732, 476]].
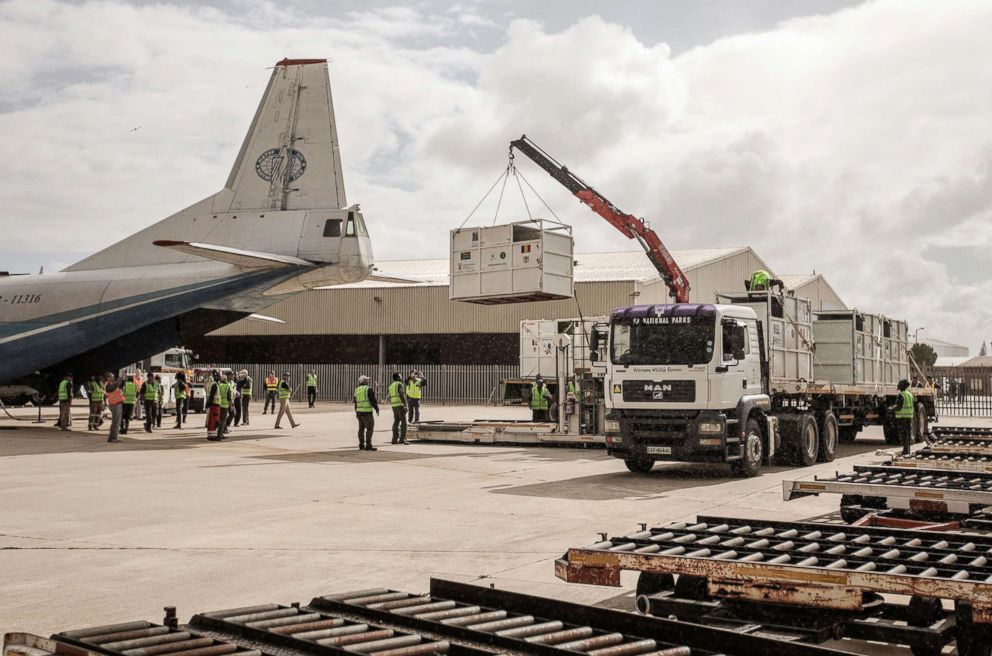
[[255, 148, 307, 182]]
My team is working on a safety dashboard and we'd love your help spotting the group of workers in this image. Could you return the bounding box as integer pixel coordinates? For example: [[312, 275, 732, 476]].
[[352, 369, 426, 451]]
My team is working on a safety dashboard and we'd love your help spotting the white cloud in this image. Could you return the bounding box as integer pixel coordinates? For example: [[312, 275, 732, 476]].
[[1, 0, 990, 349]]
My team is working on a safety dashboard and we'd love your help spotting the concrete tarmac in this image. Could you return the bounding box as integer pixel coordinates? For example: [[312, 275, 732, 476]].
[[1, 401, 987, 635]]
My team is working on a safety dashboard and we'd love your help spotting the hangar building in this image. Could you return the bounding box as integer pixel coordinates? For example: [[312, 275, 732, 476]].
[[192, 247, 784, 365]]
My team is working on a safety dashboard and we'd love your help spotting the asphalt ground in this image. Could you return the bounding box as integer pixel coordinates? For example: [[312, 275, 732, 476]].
[[1, 401, 989, 639]]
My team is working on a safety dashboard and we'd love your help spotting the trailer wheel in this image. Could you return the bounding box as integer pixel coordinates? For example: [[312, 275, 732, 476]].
[[795, 414, 819, 466], [624, 457, 655, 474], [817, 412, 838, 462], [914, 403, 929, 443], [839, 426, 858, 443], [731, 419, 763, 478]]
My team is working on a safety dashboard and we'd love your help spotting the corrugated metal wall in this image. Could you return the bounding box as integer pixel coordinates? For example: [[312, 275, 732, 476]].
[[220, 363, 519, 404], [795, 277, 847, 312], [637, 249, 768, 304], [212, 281, 635, 336]]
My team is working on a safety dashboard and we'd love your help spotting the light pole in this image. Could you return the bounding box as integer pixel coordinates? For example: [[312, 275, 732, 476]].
[[914, 327, 925, 343]]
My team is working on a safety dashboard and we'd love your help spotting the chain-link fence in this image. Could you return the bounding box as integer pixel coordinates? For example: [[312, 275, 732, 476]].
[[212, 364, 519, 405], [933, 367, 992, 417]]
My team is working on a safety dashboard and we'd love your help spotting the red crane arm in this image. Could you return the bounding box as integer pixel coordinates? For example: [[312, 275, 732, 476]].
[[509, 135, 690, 303]]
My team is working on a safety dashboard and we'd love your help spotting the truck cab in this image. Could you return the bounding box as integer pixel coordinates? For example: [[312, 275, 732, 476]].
[[601, 302, 777, 477]]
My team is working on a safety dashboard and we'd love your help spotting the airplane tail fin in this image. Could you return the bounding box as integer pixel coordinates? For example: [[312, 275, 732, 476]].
[[67, 59, 353, 272]]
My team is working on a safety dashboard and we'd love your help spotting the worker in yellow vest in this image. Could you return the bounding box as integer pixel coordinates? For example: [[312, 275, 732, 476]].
[[306, 371, 318, 407], [57, 372, 74, 431], [274, 372, 300, 429], [235, 369, 252, 426], [87, 373, 105, 431], [405, 369, 426, 424], [121, 376, 138, 434], [139, 376, 159, 433], [214, 372, 234, 440], [530, 376, 552, 422], [263, 370, 279, 414], [172, 373, 189, 429], [890, 379, 916, 456], [354, 375, 379, 451], [388, 372, 409, 445]]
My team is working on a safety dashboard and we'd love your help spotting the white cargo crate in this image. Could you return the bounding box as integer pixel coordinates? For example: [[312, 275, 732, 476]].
[[519, 317, 608, 379], [813, 311, 910, 386], [450, 219, 574, 305]]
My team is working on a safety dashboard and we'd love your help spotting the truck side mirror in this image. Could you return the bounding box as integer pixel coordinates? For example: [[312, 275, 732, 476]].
[[733, 348, 746, 361], [589, 328, 600, 353]]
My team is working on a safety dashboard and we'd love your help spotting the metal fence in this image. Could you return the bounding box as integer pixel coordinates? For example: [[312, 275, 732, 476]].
[[213, 364, 520, 405], [933, 367, 992, 417]]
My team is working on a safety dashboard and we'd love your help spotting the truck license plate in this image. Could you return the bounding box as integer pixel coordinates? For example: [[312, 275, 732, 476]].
[[646, 446, 672, 455]]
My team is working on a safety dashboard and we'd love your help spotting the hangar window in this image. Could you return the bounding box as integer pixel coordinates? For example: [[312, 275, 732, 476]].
[[323, 219, 342, 237]]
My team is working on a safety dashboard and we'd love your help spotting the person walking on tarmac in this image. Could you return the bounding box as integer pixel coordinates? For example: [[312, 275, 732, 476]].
[[274, 372, 300, 429], [530, 376, 552, 422], [57, 372, 73, 431], [388, 372, 409, 445], [132, 369, 144, 420], [237, 370, 252, 426], [263, 370, 279, 414], [86, 373, 105, 431], [405, 369, 426, 424], [216, 372, 235, 439], [205, 370, 223, 440], [139, 375, 160, 433], [172, 373, 189, 429], [104, 372, 124, 443], [354, 375, 379, 451], [306, 371, 318, 407], [154, 374, 164, 428], [121, 375, 138, 434], [224, 371, 239, 434], [890, 379, 916, 456]]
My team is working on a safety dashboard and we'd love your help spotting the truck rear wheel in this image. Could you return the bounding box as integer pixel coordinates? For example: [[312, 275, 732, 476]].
[[818, 412, 838, 462], [731, 419, 763, 478], [793, 414, 819, 466], [624, 457, 655, 474]]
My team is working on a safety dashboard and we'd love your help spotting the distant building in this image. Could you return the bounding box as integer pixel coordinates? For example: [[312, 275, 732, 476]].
[[192, 247, 774, 365], [779, 273, 847, 312], [921, 337, 970, 358]]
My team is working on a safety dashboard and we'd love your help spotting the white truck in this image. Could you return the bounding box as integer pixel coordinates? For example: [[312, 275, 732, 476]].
[[596, 290, 936, 477], [124, 347, 195, 411]]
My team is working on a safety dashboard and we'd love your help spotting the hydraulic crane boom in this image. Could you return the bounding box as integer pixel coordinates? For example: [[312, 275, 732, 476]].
[[509, 135, 690, 303]]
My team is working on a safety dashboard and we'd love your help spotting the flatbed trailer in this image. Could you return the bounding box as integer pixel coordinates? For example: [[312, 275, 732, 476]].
[[410, 421, 605, 447], [892, 450, 992, 473], [784, 463, 992, 520], [3, 578, 856, 656], [555, 515, 992, 656]]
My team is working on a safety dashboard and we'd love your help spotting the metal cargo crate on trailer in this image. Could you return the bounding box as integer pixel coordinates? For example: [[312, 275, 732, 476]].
[[812, 310, 909, 386]]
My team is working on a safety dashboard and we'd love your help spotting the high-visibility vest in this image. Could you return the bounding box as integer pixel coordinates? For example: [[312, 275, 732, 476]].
[[750, 269, 772, 290], [123, 381, 137, 404], [279, 381, 291, 400], [896, 390, 915, 419], [58, 380, 71, 401], [355, 385, 373, 413], [567, 381, 576, 395], [388, 381, 404, 408], [242, 377, 252, 398], [218, 382, 231, 409], [89, 380, 105, 401], [406, 379, 422, 399], [106, 385, 124, 406], [174, 382, 187, 400], [306, 374, 317, 387], [530, 383, 549, 411], [265, 376, 278, 391], [144, 382, 159, 401], [207, 381, 219, 406]]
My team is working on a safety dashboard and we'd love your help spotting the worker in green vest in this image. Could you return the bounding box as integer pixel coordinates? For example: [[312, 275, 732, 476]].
[[354, 375, 379, 451], [235, 369, 252, 426], [388, 372, 409, 445], [57, 372, 74, 431], [87, 374, 106, 431], [140, 376, 159, 433], [405, 369, 426, 424], [890, 379, 916, 456], [530, 376, 552, 422], [216, 372, 234, 439], [306, 371, 318, 407], [748, 269, 783, 293], [274, 372, 300, 430], [172, 373, 188, 429], [121, 375, 138, 434]]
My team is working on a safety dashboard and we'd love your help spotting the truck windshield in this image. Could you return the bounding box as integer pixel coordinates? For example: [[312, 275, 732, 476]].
[[611, 316, 715, 365]]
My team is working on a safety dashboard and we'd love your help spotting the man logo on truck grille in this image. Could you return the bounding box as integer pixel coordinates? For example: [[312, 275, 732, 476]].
[[644, 383, 673, 400]]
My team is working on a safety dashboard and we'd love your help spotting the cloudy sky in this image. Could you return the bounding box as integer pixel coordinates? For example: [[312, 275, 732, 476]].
[[1, 0, 990, 350]]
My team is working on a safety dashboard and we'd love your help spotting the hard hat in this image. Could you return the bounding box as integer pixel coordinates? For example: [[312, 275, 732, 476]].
[[358, 375, 370, 383], [239, 369, 248, 376]]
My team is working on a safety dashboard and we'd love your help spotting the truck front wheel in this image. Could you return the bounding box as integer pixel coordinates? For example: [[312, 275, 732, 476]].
[[624, 456, 655, 474], [731, 419, 763, 478]]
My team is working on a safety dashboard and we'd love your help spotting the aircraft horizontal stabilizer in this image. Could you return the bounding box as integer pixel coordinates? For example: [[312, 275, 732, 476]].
[[153, 240, 315, 269], [246, 313, 286, 324]]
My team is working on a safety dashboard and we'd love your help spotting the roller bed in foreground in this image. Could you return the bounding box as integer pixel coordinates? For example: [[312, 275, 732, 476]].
[[2, 578, 852, 656], [555, 516, 992, 655]]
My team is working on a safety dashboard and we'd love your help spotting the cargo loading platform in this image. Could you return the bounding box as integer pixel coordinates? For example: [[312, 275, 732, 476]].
[[555, 515, 992, 655], [410, 421, 605, 447]]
